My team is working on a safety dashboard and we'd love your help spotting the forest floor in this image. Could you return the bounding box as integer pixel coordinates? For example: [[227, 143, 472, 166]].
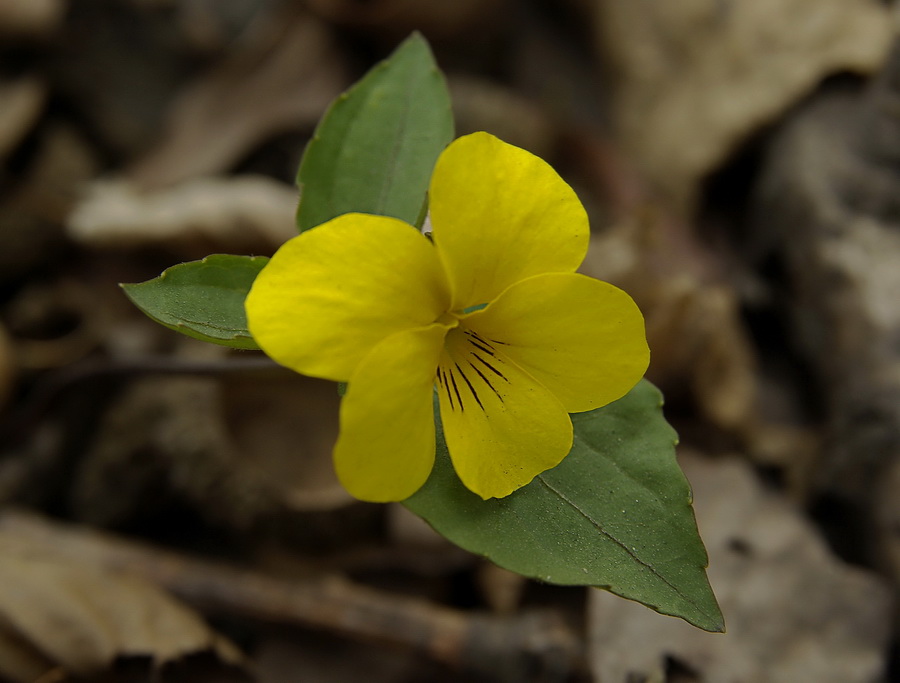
[[2, 1, 900, 681]]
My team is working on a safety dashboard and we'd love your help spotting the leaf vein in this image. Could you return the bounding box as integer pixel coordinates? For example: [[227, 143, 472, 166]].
[[534, 475, 704, 611]]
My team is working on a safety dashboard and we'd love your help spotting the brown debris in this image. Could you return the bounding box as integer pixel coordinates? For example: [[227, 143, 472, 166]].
[[0, 0, 65, 39], [589, 453, 893, 683], [577, 135, 760, 438], [0, 509, 582, 682], [0, 77, 46, 161], [750, 45, 900, 575], [306, 0, 510, 42], [3, 2, 900, 680], [127, 11, 347, 189], [591, 0, 893, 208], [67, 176, 298, 256], [0, 324, 14, 411], [0, 530, 244, 683]]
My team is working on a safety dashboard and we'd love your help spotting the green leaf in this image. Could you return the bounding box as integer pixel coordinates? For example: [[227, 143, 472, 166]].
[[296, 32, 453, 232], [121, 254, 268, 350], [404, 380, 724, 633]]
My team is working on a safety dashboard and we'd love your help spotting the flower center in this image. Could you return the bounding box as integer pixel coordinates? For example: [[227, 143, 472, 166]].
[[436, 311, 460, 327], [436, 301, 487, 328], [436, 326, 511, 414]]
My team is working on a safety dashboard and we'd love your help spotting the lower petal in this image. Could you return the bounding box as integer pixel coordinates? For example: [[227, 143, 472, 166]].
[[437, 327, 573, 500], [466, 272, 649, 413], [334, 324, 448, 502]]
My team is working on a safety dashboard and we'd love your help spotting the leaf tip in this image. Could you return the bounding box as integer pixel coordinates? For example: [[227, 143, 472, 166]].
[[119, 281, 140, 301], [395, 30, 434, 59], [406, 30, 427, 44], [698, 609, 726, 633], [691, 596, 725, 633]]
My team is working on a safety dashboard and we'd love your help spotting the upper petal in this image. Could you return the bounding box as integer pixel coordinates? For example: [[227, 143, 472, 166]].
[[334, 324, 448, 502], [465, 272, 649, 413], [429, 132, 589, 310], [246, 213, 450, 381], [437, 327, 573, 499]]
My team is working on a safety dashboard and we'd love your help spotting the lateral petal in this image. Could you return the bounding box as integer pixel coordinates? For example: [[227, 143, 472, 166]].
[[246, 213, 450, 381], [437, 327, 573, 499], [429, 132, 589, 310], [335, 324, 449, 502], [466, 272, 649, 413]]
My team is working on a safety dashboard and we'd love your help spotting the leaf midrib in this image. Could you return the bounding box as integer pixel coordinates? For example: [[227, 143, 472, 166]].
[[536, 469, 717, 625]]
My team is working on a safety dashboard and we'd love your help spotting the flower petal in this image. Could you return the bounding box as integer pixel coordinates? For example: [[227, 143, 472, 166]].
[[437, 327, 573, 499], [335, 323, 449, 502], [246, 213, 450, 381], [429, 132, 590, 310], [466, 272, 649, 413]]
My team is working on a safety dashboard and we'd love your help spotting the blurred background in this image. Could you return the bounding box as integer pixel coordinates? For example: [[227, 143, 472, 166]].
[[2, 0, 900, 681]]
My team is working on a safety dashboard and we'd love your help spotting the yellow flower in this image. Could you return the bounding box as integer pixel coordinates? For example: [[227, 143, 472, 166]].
[[245, 132, 649, 502]]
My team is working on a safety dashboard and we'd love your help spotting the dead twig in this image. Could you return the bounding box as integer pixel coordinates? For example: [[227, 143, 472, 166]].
[[0, 509, 581, 682]]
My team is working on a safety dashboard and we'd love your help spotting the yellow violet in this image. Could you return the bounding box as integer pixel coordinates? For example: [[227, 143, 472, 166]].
[[245, 132, 649, 503]]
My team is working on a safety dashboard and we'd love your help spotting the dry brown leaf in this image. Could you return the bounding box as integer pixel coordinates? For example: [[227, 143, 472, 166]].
[[0, 509, 579, 680], [127, 12, 346, 188], [0, 535, 243, 683], [591, 0, 893, 208], [67, 175, 297, 255], [588, 453, 893, 683]]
